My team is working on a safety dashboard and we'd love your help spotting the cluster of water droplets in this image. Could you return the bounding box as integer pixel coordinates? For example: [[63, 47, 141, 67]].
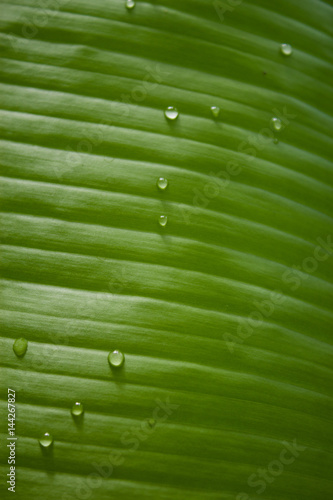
[[156, 174, 168, 226], [162, 101, 222, 224], [14, 7, 294, 448], [272, 45, 292, 141], [13, 337, 126, 449], [39, 401, 84, 448], [164, 105, 222, 122]]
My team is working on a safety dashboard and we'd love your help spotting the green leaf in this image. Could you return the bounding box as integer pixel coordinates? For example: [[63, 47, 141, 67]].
[[0, 0, 332, 499]]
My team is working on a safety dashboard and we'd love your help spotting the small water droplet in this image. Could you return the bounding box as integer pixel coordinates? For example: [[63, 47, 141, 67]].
[[108, 350, 125, 368], [280, 43, 292, 56], [125, 0, 135, 10], [13, 338, 28, 357], [274, 138, 279, 144], [39, 432, 53, 448], [157, 177, 168, 190], [71, 402, 84, 417], [271, 117, 282, 131], [147, 418, 156, 428], [164, 107, 178, 121], [158, 215, 168, 227], [210, 106, 220, 118]]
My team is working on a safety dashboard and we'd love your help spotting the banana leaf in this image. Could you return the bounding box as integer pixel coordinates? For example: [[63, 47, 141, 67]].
[[0, 1, 332, 499]]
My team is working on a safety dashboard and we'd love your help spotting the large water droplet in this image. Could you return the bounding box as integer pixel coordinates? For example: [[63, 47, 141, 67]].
[[125, 0, 135, 9], [210, 106, 220, 118], [39, 432, 53, 448], [71, 402, 84, 417], [164, 107, 178, 121], [280, 43, 292, 56], [158, 215, 168, 227], [108, 350, 125, 368], [157, 177, 168, 190], [271, 117, 282, 131], [13, 338, 28, 357]]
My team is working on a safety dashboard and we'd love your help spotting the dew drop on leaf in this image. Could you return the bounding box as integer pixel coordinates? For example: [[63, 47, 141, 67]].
[[271, 117, 282, 131], [108, 350, 125, 368], [280, 43, 292, 56], [39, 432, 53, 448], [147, 418, 156, 428], [71, 402, 84, 417], [164, 107, 179, 121], [158, 215, 168, 227], [210, 106, 220, 118], [13, 337, 28, 357], [125, 0, 135, 10], [157, 177, 168, 190]]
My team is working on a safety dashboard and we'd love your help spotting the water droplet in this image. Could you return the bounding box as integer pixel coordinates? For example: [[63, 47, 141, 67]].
[[280, 43, 292, 56], [13, 338, 28, 357], [274, 138, 279, 144], [271, 117, 282, 131], [39, 432, 53, 448], [210, 106, 220, 118], [164, 107, 178, 121], [71, 402, 84, 417], [147, 418, 156, 428], [108, 350, 125, 368], [158, 215, 168, 227], [157, 177, 168, 190], [125, 0, 135, 10]]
